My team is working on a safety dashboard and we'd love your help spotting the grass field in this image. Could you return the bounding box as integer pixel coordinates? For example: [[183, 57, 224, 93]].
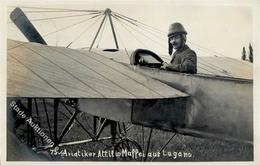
[[10, 99, 253, 161]]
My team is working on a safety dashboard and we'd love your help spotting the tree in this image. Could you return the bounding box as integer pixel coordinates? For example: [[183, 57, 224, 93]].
[[249, 43, 253, 63], [241, 47, 246, 60]]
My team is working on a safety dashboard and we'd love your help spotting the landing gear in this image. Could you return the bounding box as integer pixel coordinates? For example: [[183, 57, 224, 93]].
[[113, 138, 142, 161], [9, 97, 178, 161]]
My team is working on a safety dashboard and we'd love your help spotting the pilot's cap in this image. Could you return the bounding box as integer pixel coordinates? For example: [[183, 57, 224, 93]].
[[168, 22, 187, 37]]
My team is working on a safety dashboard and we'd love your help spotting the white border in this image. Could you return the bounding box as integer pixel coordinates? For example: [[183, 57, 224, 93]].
[[1, 0, 259, 165]]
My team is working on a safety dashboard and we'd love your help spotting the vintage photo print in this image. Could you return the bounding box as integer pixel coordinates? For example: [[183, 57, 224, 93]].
[[1, 0, 259, 163]]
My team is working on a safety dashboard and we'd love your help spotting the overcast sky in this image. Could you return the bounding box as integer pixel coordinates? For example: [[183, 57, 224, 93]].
[[6, 0, 254, 59]]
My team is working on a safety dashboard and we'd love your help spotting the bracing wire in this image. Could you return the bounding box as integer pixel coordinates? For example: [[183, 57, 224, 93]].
[[188, 41, 250, 66], [8, 14, 102, 51], [116, 15, 215, 74], [113, 13, 138, 26], [113, 13, 170, 60], [197, 65, 217, 75], [15, 10, 100, 13], [114, 15, 167, 55], [113, 12, 166, 34], [159, 51, 220, 75], [8, 6, 101, 13], [137, 25, 166, 42], [113, 14, 166, 49], [112, 15, 149, 49], [113, 13, 170, 62], [43, 14, 99, 36], [113, 14, 230, 76], [8, 6, 244, 63], [8, 13, 100, 24], [198, 56, 229, 72], [114, 13, 234, 76], [114, 11, 244, 67], [197, 61, 225, 75], [112, 17, 130, 58], [137, 21, 167, 35], [189, 44, 235, 76], [66, 15, 103, 48], [188, 41, 226, 58], [7, 7, 245, 78], [112, 12, 245, 78], [123, 15, 231, 61]]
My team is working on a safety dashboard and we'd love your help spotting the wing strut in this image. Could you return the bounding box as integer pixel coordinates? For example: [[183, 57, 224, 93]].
[[89, 8, 119, 51]]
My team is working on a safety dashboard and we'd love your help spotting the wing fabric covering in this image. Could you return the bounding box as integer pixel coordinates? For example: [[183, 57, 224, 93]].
[[7, 39, 188, 99], [92, 49, 253, 80]]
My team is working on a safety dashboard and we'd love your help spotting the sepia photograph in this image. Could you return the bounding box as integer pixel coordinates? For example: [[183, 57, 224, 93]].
[[1, 0, 259, 163]]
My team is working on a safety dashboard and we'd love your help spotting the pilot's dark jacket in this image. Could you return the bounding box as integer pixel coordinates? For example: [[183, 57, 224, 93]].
[[166, 45, 197, 74]]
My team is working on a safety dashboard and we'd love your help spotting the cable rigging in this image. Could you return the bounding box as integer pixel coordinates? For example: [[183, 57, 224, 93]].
[[113, 15, 166, 50], [113, 15, 149, 49], [112, 13, 230, 76], [8, 7, 241, 78], [8, 6, 101, 13], [66, 15, 103, 48], [8, 14, 102, 51], [112, 18, 130, 58], [8, 13, 100, 24]]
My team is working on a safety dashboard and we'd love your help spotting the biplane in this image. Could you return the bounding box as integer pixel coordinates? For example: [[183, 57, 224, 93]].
[[7, 7, 253, 161]]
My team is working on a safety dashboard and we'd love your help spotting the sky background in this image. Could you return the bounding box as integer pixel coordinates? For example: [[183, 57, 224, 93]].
[[6, 0, 254, 59]]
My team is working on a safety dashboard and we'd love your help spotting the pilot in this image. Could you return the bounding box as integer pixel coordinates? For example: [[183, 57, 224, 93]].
[[161, 22, 197, 74]]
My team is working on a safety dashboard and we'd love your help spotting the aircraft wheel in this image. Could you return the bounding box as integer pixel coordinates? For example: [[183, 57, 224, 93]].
[[113, 138, 142, 161]]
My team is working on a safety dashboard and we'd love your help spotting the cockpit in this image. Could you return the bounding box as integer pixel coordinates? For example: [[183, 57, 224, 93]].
[[130, 49, 164, 68]]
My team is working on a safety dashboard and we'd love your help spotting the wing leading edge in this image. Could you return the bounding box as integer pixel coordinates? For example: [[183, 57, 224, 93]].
[[7, 39, 188, 99]]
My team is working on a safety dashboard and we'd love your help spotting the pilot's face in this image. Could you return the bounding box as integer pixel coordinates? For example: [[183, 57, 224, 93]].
[[169, 34, 183, 50]]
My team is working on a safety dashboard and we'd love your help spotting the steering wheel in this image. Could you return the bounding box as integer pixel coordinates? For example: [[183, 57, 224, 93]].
[[130, 49, 164, 68]]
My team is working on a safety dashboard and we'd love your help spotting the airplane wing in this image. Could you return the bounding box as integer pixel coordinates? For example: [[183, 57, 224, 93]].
[[8, 39, 191, 127], [91, 48, 253, 80], [7, 39, 188, 99]]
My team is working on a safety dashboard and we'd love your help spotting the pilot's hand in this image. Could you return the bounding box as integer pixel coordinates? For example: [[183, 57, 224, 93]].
[[139, 58, 145, 65], [161, 62, 168, 70]]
